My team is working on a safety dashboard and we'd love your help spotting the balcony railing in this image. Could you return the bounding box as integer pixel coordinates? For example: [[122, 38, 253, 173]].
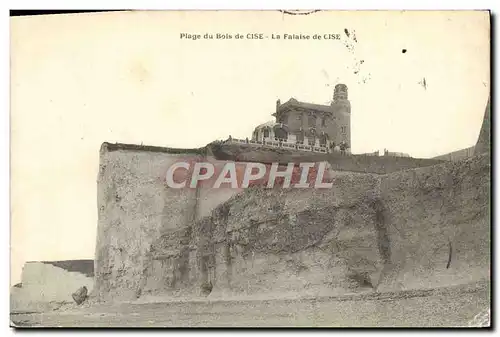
[[222, 138, 408, 158], [224, 137, 348, 154]]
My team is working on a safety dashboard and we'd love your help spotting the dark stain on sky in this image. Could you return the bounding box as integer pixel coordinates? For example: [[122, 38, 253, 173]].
[[419, 77, 427, 90], [281, 10, 321, 16]]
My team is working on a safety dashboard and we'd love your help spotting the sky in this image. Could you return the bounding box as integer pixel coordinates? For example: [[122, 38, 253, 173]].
[[10, 11, 490, 284]]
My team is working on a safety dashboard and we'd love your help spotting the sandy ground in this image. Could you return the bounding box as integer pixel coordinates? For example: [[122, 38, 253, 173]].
[[11, 281, 490, 328]]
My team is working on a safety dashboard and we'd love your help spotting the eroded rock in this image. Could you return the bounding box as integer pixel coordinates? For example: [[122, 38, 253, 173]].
[[72, 286, 88, 305]]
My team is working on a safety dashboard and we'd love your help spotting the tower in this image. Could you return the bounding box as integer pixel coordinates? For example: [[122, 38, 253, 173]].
[[333, 83, 348, 102], [332, 84, 351, 115], [332, 84, 351, 148], [333, 84, 351, 113]]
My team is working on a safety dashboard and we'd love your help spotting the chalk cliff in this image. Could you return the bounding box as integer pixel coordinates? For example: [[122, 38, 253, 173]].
[[140, 154, 489, 299], [94, 139, 490, 301], [474, 97, 491, 156]]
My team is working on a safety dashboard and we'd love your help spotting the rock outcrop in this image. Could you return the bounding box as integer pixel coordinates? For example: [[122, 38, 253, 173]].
[[72, 286, 88, 305], [474, 97, 491, 155], [146, 173, 383, 299]]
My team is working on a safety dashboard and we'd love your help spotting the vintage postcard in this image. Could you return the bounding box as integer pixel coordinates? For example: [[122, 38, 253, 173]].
[[10, 10, 491, 327]]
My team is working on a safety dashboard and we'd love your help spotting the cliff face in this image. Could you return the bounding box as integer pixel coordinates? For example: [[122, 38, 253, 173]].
[[94, 143, 203, 300], [95, 142, 490, 302], [11, 261, 94, 312], [474, 97, 491, 155], [94, 144, 249, 301], [140, 154, 489, 300], [149, 173, 383, 299], [378, 154, 490, 290], [202, 176, 384, 298]]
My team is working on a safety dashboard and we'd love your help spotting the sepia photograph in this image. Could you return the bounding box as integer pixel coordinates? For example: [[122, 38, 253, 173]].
[[9, 9, 491, 328]]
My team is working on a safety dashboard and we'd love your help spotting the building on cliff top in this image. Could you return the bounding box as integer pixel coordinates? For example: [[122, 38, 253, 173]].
[[250, 84, 351, 153]]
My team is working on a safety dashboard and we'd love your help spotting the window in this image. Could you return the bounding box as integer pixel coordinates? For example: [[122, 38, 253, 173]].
[[321, 117, 326, 127], [298, 114, 304, 128], [274, 127, 288, 141], [308, 115, 316, 128], [296, 132, 304, 144], [341, 126, 347, 134], [319, 134, 327, 146], [263, 129, 269, 138]]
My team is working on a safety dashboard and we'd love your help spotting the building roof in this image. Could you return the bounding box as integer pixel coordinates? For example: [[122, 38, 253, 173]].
[[278, 98, 334, 113], [254, 121, 279, 130]]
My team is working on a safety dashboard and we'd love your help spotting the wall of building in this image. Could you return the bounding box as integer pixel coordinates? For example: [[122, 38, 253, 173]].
[[270, 84, 352, 151], [282, 109, 302, 132], [278, 107, 348, 147], [333, 110, 350, 146], [332, 83, 351, 146]]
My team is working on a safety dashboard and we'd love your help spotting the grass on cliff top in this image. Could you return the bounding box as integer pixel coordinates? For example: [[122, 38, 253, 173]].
[[100, 142, 209, 155]]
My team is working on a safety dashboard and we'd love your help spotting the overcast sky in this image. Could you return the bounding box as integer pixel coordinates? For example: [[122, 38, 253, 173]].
[[10, 11, 489, 284]]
